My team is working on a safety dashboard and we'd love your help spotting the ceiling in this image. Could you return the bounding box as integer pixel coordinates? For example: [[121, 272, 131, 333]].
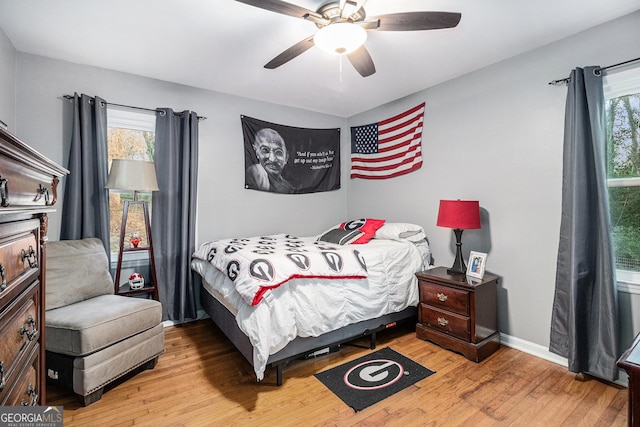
[[0, 0, 639, 117]]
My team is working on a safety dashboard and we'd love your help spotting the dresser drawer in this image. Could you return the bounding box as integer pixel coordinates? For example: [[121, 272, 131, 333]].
[[0, 219, 40, 307], [419, 281, 469, 316], [0, 282, 39, 401], [1, 343, 39, 406], [0, 152, 60, 210], [420, 303, 470, 341]]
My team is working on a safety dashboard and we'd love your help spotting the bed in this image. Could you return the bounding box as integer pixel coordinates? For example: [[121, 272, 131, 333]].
[[190, 220, 431, 384]]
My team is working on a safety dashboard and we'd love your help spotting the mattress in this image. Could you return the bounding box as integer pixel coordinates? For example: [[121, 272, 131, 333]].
[[191, 236, 429, 380]]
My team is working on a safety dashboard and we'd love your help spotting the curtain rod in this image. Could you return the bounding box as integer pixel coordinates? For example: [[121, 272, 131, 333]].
[[548, 56, 640, 86], [62, 95, 207, 121]]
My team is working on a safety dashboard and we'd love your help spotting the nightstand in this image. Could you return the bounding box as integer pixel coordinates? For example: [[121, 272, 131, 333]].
[[415, 266, 500, 362]]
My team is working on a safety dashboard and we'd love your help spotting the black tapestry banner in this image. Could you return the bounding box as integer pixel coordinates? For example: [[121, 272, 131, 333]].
[[242, 115, 340, 194]]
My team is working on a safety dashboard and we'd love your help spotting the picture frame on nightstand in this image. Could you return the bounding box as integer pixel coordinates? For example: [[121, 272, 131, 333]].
[[467, 251, 487, 279]]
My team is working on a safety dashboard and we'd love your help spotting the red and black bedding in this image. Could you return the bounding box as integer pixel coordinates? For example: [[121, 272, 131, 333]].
[[195, 234, 369, 307], [191, 220, 431, 381]]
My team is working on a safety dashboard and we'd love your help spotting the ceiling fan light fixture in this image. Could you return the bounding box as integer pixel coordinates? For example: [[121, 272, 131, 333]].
[[314, 23, 367, 55]]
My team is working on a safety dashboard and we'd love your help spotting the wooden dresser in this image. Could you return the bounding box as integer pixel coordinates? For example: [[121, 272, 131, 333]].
[[416, 266, 500, 362], [618, 332, 640, 426], [0, 127, 68, 406]]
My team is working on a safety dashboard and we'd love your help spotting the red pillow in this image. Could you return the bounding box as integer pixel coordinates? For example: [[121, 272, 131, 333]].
[[339, 218, 386, 244]]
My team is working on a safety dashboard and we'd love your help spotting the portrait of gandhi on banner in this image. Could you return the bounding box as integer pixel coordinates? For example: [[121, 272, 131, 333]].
[[242, 115, 341, 195], [245, 128, 296, 193]]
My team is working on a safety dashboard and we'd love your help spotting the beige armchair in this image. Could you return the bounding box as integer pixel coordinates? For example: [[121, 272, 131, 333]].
[[45, 238, 164, 406]]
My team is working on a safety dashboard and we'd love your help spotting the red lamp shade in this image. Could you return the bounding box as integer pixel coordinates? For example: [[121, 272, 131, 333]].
[[437, 200, 481, 275], [436, 200, 481, 230]]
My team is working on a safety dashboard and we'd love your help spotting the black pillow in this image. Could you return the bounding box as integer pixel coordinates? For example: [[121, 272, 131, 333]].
[[317, 228, 364, 245]]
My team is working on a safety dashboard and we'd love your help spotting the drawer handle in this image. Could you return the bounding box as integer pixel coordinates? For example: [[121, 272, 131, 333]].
[[437, 292, 448, 302], [20, 315, 38, 341], [437, 317, 449, 327], [21, 246, 38, 269], [0, 176, 8, 207], [21, 384, 38, 406], [34, 184, 51, 205], [0, 264, 5, 292], [0, 361, 5, 391]]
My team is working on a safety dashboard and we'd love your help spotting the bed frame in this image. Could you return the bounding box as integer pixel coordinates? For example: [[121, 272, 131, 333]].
[[200, 285, 418, 385]]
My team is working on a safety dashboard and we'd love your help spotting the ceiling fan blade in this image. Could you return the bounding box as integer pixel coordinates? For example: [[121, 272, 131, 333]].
[[358, 20, 380, 30], [264, 36, 315, 69], [369, 11, 461, 31], [235, 0, 324, 22], [347, 45, 376, 77]]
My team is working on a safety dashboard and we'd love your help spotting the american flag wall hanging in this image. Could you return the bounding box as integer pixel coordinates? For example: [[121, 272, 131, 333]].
[[350, 103, 425, 179]]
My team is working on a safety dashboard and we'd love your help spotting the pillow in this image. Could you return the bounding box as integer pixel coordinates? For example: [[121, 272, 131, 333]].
[[46, 238, 114, 310], [317, 228, 364, 245], [374, 223, 426, 242], [339, 218, 386, 244]]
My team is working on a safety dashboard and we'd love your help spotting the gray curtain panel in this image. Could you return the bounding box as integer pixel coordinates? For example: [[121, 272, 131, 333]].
[[550, 67, 619, 381], [153, 109, 199, 322], [60, 93, 110, 255]]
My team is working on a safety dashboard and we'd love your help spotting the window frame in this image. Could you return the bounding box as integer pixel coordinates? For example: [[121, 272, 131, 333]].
[[106, 106, 156, 264], [107, 106, 156, 132], [604, 65, 640, 290]]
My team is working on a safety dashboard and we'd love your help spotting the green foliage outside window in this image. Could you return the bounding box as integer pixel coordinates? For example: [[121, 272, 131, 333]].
[[607, 93, 640, 271], [107, 128, 156, 253]]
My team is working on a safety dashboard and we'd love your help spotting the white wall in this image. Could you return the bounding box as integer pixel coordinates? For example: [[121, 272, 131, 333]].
[[346, 11, 640, 351], [0, 26, 15, 130], [13, 54, 349, 245]]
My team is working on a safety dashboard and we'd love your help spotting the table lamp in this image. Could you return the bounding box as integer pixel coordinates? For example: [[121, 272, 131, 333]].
[[437, 199, 481, 275]]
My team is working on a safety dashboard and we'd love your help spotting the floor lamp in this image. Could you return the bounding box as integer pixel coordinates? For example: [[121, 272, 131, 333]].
[[105, 159, 160, 300]]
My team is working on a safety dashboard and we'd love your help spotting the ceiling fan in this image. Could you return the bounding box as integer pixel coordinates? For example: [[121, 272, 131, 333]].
[[235, 0, 461, 77]]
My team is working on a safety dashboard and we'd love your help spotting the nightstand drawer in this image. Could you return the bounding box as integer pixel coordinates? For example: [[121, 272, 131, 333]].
[[420, 304, 470, 341], [419, 281, 469, 316]]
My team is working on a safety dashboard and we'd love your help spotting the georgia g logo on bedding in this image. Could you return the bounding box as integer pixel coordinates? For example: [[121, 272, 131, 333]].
[[321, 251, 343, 272], [226, 260, 240, 281], [249, 258, 275, 282], [286, 253, 310, 270]]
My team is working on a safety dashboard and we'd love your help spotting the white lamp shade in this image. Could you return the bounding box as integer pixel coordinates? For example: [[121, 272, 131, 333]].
[[105, 159, 159, 192], [314, 23, 367, 55]]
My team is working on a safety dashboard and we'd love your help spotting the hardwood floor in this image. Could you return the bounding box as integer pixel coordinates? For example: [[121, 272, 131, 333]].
[[47, 319, 628, 426]]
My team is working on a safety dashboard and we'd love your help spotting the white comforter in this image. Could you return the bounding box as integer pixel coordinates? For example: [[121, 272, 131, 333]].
[[191, 234, 368, 306], [191, 237, 429, 380]]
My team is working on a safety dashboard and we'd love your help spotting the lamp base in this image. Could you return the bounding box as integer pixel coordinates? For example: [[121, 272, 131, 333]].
[[447, 228, 467, 275], [447, 266, 466, 276]]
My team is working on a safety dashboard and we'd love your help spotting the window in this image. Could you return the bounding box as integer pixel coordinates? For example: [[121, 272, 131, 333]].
[[604, 65, 640, 279], [107, 107, 156, 255]]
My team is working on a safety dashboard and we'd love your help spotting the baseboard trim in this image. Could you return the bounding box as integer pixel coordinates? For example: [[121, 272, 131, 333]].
[[499, 333, 628, 387], [499, 333, 568, 366], [162, 309, 208, 328]]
